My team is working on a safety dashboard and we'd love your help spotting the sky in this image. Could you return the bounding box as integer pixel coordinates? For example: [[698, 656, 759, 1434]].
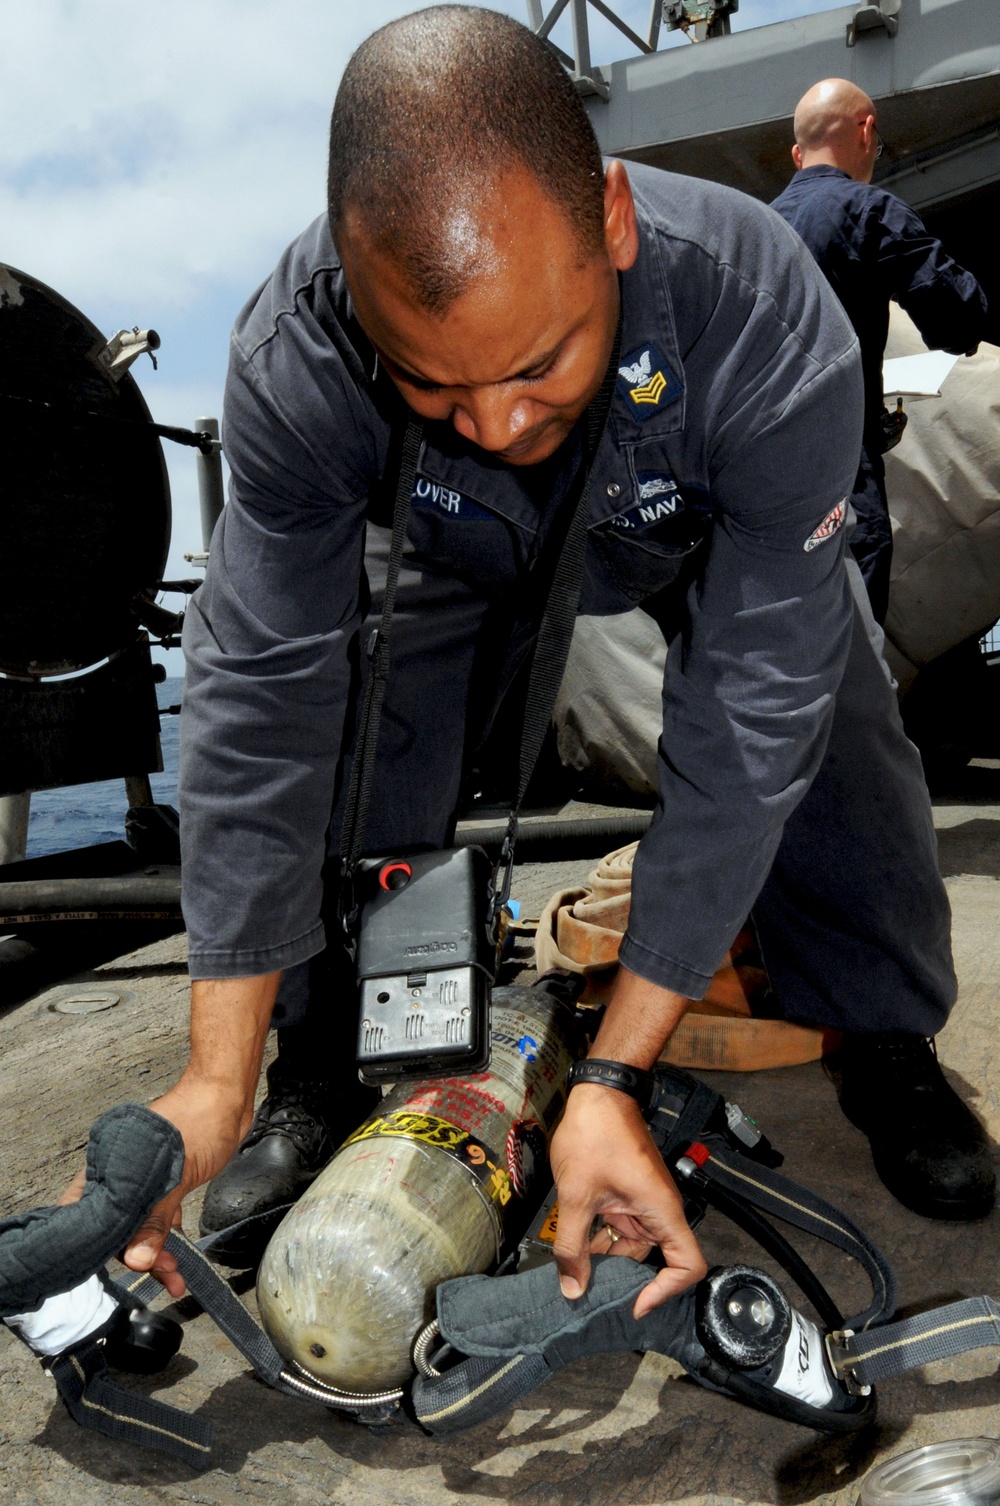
[[3, 0, 841, 675]]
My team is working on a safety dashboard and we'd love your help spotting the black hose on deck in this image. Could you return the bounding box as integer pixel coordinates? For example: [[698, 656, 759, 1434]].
[[453, 810, 651, 859], [0, 868, 182, 923], [0, 813, 651, 927]]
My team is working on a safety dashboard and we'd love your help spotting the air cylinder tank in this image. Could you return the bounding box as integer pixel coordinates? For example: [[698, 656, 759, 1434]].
[[256, 983, 577, 1392]]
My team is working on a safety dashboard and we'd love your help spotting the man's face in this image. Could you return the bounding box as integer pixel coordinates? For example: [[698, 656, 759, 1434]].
[[339, 163, 637, 466]]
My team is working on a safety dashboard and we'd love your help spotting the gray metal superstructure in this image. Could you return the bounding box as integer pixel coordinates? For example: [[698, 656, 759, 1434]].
[[529, 0, 999, 326]]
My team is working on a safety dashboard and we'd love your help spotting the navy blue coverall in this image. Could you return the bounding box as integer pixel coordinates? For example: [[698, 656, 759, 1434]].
[[771, 165, 987, 624], [179, 165, 955, 1055]]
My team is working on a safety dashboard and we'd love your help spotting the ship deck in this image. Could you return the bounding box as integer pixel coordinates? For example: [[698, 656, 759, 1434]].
[[2, 773, 999, 1506]]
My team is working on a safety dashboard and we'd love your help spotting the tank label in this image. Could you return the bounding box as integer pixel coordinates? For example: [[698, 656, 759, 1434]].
[[345, 1110, 513, 1207], [773, 1311, 835, 1408]]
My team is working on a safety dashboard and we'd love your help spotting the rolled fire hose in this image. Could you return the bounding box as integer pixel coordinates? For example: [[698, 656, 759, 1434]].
[[533, 842, 828, 1072]]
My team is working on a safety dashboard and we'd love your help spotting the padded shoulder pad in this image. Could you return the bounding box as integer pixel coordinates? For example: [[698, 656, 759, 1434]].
[[436, 1255, 693, 1368], [0, 1103, 183, 1317]]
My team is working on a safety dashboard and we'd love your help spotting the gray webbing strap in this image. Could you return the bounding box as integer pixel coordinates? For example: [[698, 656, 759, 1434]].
[[691, 1142, 897, 1329], [116, 1224, 293, 1391], [120, 1226, 404, 1421], [47, 1339, 213, 1468], [164, 1230, 290, 1387], [829, 1295, 1000, 1390]]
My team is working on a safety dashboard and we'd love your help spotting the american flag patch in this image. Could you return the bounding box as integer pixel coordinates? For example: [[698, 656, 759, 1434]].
[[804, 498, 846, 552]]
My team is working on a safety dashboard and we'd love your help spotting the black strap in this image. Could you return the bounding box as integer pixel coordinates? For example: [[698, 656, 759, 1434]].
[[662, 1122, 896, 1332], [488, 315, 623, 926], [336, 312, 622, 938], [337, 416, 425, 933], [693, 1145, 897, 1331], [46, 1338, 213, 1468]]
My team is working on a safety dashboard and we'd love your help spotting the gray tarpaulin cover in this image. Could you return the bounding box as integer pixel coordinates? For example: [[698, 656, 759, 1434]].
[[555, 307, 1000, 787], [883, 308, 1000, 690]]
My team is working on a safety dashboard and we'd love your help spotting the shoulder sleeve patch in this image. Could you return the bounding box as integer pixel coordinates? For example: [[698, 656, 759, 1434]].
[[804, 498, 847, 552]]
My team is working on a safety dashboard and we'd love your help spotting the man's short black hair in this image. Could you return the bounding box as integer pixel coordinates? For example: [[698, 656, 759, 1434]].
[[328, 5, 606, 313]]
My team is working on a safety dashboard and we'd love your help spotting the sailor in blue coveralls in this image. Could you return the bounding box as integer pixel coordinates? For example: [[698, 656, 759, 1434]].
[[119, 9, 994, 1310], [771, 78, 987, 626]]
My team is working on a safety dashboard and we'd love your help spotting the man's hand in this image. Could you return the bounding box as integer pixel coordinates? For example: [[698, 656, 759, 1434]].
[[119, 1075, 258, 1297], [549, 963, 708, 1317], [58, 973, 280, 1297], [550, 1085, 706, 1318]]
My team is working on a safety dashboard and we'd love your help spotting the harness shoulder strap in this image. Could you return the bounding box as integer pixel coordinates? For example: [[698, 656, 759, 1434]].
[[829, 1295, 1000, 1390], [689, 1142, 898, 1330], [47, 1338, 213, 1467]]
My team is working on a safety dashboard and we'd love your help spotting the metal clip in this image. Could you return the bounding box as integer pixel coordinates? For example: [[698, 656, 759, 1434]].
[[94, 326, 161, 380], [824, 1328, 872, 1396], [846, 0, 900, 46], [487, 828, 516, 937]]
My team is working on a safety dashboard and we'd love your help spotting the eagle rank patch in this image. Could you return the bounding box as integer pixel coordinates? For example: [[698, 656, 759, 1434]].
[[616, 342, 683, 421]]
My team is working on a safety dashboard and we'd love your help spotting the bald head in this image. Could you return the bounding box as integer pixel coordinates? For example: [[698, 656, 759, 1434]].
[[328, 6, 606, 315], [791, 78, 880, 182]]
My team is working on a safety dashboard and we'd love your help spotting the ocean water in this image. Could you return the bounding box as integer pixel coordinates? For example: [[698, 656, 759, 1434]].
[[24, 678, 182, 859]]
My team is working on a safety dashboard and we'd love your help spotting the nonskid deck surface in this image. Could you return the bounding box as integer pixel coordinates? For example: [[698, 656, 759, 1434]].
[[2, 783, 999, 1506]]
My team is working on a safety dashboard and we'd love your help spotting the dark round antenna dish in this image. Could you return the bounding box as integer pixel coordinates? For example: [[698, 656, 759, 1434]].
[[0, 264, 170, 677]]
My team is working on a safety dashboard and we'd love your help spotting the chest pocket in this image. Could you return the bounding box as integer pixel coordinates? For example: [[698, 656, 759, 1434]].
[[381, 472, 523, 595], [586, 469, 713, 607]]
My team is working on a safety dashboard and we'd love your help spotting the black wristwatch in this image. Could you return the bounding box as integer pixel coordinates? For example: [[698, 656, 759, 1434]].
[[566, 1058, 655, 1112]]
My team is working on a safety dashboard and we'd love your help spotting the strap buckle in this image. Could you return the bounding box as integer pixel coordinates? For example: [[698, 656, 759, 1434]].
[[487, 828, 516, 938], [824, 1328, 871, 1397]]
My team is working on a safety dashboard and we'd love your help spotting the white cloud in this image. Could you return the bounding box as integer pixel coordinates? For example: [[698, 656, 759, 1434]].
[[3, 1, 839, 317]]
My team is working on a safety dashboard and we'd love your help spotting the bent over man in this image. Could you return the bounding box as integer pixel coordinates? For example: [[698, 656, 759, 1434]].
[[121, 7, 994, 1307], [771, 78, 987, 625]]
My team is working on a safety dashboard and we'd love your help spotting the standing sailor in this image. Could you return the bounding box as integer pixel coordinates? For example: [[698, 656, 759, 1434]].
[[771, 78, 987, 625], [115, 8, 993, 1310]]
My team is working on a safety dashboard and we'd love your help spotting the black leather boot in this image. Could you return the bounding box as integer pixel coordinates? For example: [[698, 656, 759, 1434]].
[[824, 1033, 996, 1220], [199, 1055, 377, 1267]]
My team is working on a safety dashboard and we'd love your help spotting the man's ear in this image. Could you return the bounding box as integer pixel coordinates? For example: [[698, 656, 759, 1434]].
[[603, 160, 639, 273], [792, 143, 804, 171]]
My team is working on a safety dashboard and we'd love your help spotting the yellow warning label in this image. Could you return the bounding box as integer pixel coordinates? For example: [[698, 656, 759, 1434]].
[[346, 1111, 512, 1205], [347, 1111, 468, 1151], [538, 1203, 559, 1244]]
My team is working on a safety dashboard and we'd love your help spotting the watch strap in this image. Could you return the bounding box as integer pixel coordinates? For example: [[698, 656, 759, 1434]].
[[566, 1058, 655, 1110]]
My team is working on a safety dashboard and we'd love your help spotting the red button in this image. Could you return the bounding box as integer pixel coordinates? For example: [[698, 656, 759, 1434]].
[[379, 861, 412, 891]]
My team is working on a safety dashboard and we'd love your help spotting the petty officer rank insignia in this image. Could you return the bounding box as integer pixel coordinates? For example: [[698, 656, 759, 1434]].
[[411, 475, 494, 521], [616, 342, 683, 420]]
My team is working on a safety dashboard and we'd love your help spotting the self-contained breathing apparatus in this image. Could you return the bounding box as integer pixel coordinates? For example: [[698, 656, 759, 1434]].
[[5, 1047, 1000, 1467]]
